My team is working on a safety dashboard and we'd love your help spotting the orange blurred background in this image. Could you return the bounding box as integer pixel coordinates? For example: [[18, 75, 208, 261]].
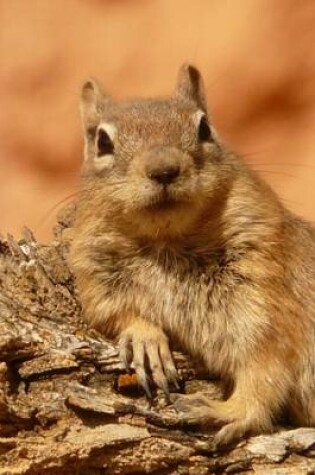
[[1, 0, 315, 241]]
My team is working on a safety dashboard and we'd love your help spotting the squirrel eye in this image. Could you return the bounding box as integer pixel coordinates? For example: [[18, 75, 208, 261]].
[[197, 115, 212, 143], [97, 129, 114, 156]]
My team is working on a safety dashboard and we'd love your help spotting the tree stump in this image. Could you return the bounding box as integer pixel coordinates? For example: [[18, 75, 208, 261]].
[[0, 204, 314, 474]]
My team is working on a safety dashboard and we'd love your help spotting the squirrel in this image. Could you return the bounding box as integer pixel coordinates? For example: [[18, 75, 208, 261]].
[[69, 64, 315, 447]]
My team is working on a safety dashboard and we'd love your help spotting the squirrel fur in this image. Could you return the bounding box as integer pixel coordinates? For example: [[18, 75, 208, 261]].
[[69, 64, 315, 446]]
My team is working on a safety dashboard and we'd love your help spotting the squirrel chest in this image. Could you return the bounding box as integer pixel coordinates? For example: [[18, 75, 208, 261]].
[[96, 241, 243, 369]]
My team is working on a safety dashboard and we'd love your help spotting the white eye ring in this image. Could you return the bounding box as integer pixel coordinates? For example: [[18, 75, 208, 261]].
[[192, 110, 218, 143], [95, 123, 117, 157], [96, 123, 116, 157], [93, 154, 115, 172], [193, 110, 206, 128], [98, 122, 117, 142], [93, 122, 117, 171]]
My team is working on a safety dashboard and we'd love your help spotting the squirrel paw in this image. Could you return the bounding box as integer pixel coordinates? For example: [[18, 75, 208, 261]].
[[171, 392, 225, 427], [118, 320, 179, 398], [212, 421, 248, 449], [172, 393, 264, 448]]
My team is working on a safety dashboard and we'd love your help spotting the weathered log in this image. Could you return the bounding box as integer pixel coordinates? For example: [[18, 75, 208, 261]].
[[0, 204, 314, 474]]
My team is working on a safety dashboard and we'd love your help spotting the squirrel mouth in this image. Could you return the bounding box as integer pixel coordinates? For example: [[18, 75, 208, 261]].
[[145, 189, 181, 212], [147, 199, 178, 212]]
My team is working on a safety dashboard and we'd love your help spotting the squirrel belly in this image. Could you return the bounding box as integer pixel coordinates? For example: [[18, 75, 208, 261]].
[[70, 64, 315, 446]]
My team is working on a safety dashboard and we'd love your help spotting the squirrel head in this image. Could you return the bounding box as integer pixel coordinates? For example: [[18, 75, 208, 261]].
[[79, 64, 232, 239]]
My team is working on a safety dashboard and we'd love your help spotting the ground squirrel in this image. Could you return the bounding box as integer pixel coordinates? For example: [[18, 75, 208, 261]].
[[70, 64, 315, 447]]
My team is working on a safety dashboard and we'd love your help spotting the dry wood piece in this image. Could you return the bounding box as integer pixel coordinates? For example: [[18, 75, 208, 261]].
[[0, 206, 314, 474]]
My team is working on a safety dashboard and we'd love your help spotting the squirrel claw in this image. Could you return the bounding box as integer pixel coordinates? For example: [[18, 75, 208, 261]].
[[138, 375, 153, 399], [118, 320, 177, 399], [119, 334, 133, 372]]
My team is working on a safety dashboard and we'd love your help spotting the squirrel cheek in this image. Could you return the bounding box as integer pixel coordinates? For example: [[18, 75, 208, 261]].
[[93, 154, 115, 172]]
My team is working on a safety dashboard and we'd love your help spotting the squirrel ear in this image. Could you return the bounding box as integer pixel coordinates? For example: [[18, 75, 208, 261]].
[[175, 64, 208, 113], [80, 78, 110, 131]]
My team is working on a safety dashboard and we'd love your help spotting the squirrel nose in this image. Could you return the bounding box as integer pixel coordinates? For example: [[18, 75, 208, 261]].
[[147, 165, 180, 185]]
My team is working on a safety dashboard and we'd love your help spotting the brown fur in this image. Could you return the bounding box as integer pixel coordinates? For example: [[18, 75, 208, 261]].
[[69, 64, 315, 446]]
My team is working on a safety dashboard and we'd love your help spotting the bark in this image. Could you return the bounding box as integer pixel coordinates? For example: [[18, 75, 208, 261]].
[[0, 204, 314, 475]]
